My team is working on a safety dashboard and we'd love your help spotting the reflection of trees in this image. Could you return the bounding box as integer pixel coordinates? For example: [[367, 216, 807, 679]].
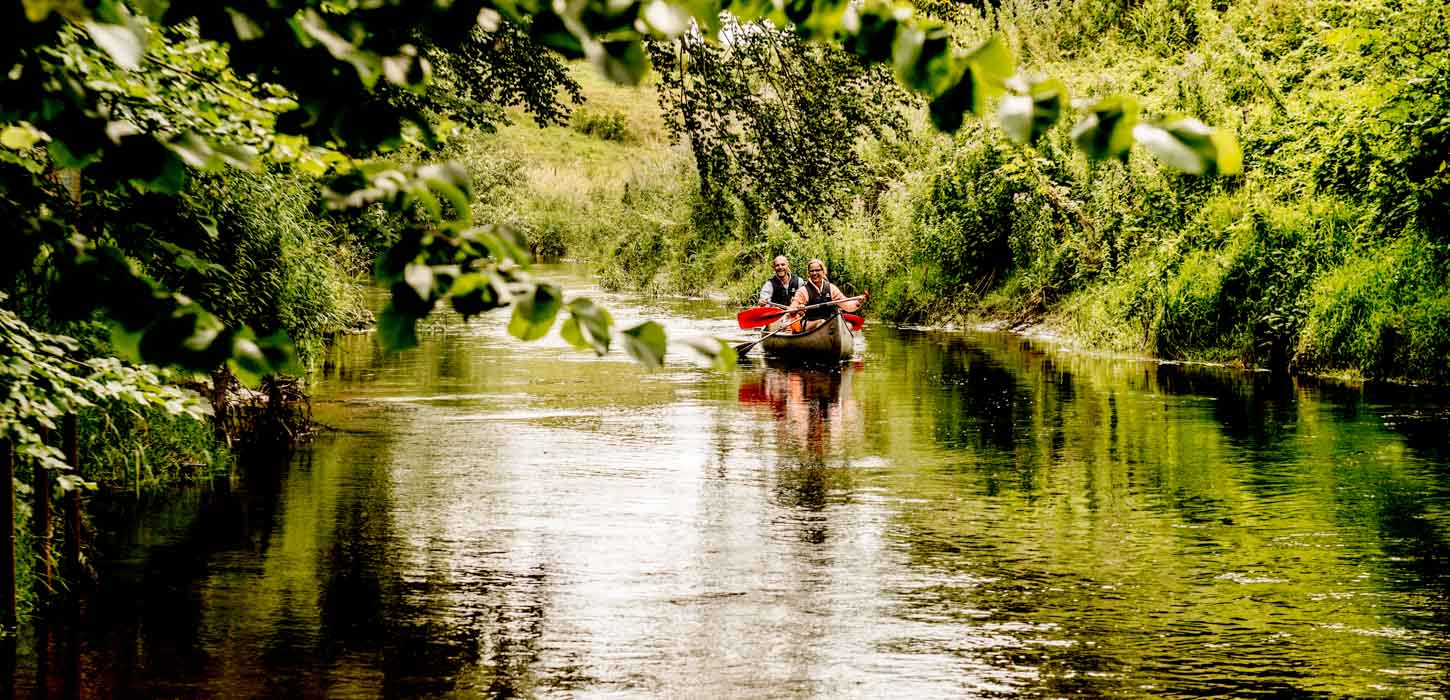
[[930, 340, 1022, 454], [30, 442, 303, 696], [312, 433, 558, 696], [873, 329, 1450, 696]]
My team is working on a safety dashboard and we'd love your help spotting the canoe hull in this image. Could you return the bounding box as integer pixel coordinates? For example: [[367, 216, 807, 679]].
[[761, 314, 855, 363]]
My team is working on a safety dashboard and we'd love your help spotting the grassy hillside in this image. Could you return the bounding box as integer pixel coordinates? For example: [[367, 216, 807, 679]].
[[461, 66, 710, 292]]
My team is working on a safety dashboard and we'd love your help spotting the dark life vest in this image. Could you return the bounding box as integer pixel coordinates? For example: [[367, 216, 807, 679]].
[[803, 281, 839, 321], [767, 274, 803, 306]]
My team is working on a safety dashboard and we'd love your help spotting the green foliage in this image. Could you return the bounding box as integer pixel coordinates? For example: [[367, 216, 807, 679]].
[[648, 19, 914, 231], [402, 22, 584, 132], [911, 131, 1022, 291], [620, 321, 667, 368], [4, 0, 1241, 385], [76, 401, 231, 491], [141, 168, 371, 367], [1298, 235, 1450, 382], [1, 300, 212, 491], [571, 107, 635, 142]]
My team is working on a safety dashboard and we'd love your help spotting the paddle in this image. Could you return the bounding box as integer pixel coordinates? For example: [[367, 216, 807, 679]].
[[732, 323, 796, 356], [734, 311, 865, 357], [736, 295, 866, 329], [764, 302, 864, 331]]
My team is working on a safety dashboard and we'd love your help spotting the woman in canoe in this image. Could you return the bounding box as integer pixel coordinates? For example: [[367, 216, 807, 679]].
[[785, 259, 867, 332]]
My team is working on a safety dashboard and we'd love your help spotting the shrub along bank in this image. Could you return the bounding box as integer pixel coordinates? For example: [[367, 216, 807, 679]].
[[467, 0, 1449, 384]]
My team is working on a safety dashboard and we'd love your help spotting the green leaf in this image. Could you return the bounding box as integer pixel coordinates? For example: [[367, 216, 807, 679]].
[[1210, 128, 1243, 176], [680, 336, 737, 371], [213, 142, 257, 170], [21, 0, 64, 22], [893, 25, 956, 97], [642, 0, 691, 36], [928, 64, 979, 132], [1132, 116, 1240, 175], [1070, 96, 1140, 160], [507, 283, 563, 341], [1133, 121, 1201, 173], [841, 10, 900, 62], [678, 0, 722, 36], [47, 139, 103, 169], [592, 39, 648, 86], [998, 76, 1065, 145], [153, 240, 226, 276], [167, 133, 219, 169], [133, 0, 168, 21], [1, 123, 47, 150], [378, 304, 420, 351], [448, 272, 508, 318], [84, 16, 147, 71], [417, 162, 473, 224], [375, 232, 423, 282], [229, 335, 268, 386], [381, 48, 430, 90], [403, 263, 434, 304], [110, 325, 145, 363], [967, 35, 1014, 85], [795, 0, 851, 38], [928, 36, 1013, 132], [131, 151, 187, 194], [225, 7, 263, 40], [294, 10, 382, 88], [560, 298, 614, 355], [463, 224, 530, 264], [257, 330, 301, 375], [620, 321, 667, 369], [998, 94, 1033, 144], [389, 279, 435, 316], [55, 473, 97, 493]]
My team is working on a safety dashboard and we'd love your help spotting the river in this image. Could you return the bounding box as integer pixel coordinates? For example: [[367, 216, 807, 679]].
[[11, 264, 1450, 697]]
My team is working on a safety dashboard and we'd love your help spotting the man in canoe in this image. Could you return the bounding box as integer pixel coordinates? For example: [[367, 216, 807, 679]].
[[757, 255, 804, 330], [786, 259, 867, 332]]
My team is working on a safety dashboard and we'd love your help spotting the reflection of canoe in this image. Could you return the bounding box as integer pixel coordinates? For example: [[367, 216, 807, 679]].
[[762, 313, 854, 363]]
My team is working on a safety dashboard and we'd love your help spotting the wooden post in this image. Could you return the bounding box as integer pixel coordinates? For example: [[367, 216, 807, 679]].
[[212, 366, 231, 444], [62, 414, 81, 587], [1, 439, 15, 632], [33, 427, 52, 599]]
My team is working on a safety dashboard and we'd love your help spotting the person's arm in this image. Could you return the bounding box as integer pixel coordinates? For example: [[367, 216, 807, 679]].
[[788, 286, 809, 314], [830, 284, 863, 312], [758, 280, 774, 306]]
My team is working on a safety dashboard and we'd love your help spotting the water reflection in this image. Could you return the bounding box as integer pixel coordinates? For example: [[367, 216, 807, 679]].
[[737, 361, 867, 550], [738, 360, 864, 464], [12, 266, 1450, 698]]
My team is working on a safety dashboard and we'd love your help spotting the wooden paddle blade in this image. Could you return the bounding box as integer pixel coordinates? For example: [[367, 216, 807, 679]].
[[842, 313, 865, 331], [737, 306, 785, 329]]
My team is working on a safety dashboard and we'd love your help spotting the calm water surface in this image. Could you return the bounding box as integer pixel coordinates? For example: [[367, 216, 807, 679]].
[[13, 264, 1450, 698]]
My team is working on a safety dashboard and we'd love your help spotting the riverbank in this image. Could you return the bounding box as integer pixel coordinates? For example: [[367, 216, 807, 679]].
[[465, 0, 1449, 385]]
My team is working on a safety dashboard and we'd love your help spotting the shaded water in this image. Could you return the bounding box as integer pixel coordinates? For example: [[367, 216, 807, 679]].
[[12, 264, 1450, 698]]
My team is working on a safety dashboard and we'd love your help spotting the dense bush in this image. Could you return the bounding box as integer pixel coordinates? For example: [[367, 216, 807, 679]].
[[572, 107, 635, 142], [177, 170, 372, 365]]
